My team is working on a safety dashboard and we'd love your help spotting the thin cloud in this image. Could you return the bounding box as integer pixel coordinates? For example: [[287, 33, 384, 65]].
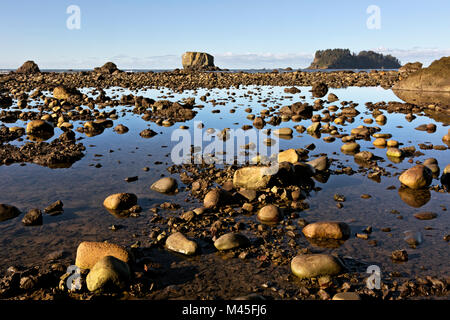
[[372, 47, 450, 67]]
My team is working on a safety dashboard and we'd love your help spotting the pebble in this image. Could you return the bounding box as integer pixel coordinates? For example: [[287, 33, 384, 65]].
[[150, 177, 178, 193], [257, 204, 282, 223], [391, 249, 408, 262], [414, 212, 437, 220]]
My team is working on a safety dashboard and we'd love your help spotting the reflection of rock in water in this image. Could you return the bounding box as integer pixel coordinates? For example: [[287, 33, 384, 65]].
[[387, 155, 403, 164], [312, 172, 330, 184], [304, 237, 346, 248], [393, 90, 450, 124], [398, 186, 431, 208], [105, 208, 133, 219], [393, 89, 450, 106], [0, 139, 85, 168]]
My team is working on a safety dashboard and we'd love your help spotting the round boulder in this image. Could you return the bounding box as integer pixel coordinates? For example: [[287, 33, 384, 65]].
[[26, 120, 54, 138], [151, 177, 178, 194], [302, 221, 351, 240], [165, 232, 198, 255], [75, 241, 131, 270], [214, 233, 250, 251], [103, 193, 137, 211], [291, 254, 344, 279], [257, 204, 281, 223], [399, 165, 433, 189], [86, 256, 130, 292]]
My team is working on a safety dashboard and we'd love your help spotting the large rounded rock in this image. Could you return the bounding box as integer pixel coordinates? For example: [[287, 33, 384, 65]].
[[53, 86, 82, 101], [340, 142, 360, 154], [373, 138, 386, 146], [307, 156, 329, 171], [103, 193, 137, 211], [354, 151, 374, 162], [0, 204, 21, 222], [165, 232, 198, 255], [151, 177, 178, 194], [302, 221, 350, 240], [86, 256, 130, 292], [311, 82, 328, 98], [26, 120, 54, 137], [214, 233, 250, 251], [273, 127, 293, 136], [399, 165, 433, 189], [75, 241, 131, 269], [386, 148, 403, 158], [233, 166, 273, 190], [291, 254, 344, 279], [277, 149, 299, 164], [257, 204, 281, 223]]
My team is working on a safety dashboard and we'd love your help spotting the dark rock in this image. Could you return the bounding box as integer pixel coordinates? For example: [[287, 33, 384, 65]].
[[0, 204, 21, 222], [16, 61, 40, 74], [22, 209, 43, 226]]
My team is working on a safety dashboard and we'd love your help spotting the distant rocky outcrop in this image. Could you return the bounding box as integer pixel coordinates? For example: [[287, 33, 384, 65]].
[[398, 62, 422, 75], [94, 62, 120, 74], [393, 56, 450, 106], [182, 52, 219, 71], [308, 49, 401, 69], [16, 61, 40, 74], [394, 56, 450, 92]]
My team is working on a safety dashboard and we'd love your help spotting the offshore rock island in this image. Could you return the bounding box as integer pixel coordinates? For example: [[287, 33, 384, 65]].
[[308, 49, 401, 70]]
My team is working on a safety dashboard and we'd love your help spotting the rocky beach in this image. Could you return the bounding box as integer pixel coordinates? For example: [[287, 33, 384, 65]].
[[0, 53, 449, 302]]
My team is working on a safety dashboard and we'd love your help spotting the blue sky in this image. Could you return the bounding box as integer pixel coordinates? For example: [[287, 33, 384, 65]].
[[1, 0, 449, 69]]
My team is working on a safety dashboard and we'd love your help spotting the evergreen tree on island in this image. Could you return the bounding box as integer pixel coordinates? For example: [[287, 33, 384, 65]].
[[308, 49, 401, 69]]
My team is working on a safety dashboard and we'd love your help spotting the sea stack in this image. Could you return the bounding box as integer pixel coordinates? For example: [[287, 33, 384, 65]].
[[16, 61, 40, 74], [182, 52, 219, 71]]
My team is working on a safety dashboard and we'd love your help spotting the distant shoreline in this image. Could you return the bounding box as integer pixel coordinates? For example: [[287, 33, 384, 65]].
[[0, 68, 399, 74]]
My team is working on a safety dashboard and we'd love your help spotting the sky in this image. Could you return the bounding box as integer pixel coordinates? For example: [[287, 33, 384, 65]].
[[1, 0, 449, 69]]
